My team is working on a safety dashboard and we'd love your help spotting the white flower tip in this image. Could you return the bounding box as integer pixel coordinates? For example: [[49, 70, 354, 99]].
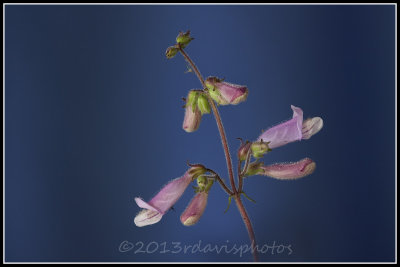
[[182, 216, 199, 226], [134, 209, 162, 227], [302, 117, 323, 139], [302, 161, 316, 177]]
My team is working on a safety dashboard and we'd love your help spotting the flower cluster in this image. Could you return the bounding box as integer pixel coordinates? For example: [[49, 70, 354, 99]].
[[134, 31, 324, 232]]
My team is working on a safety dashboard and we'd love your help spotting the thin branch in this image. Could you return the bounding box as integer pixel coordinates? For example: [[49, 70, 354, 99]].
[[206, 168, 233, 196], [239, 148, 252, 192]]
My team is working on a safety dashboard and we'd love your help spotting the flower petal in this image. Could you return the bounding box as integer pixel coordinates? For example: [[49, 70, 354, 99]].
[[180, 191, 208, 226], [302, 117, 323, 140], [260, 158, 316, 180], [134, 197, 161, 213], [183, 91, 202, 132], [148, 172, 193, 214], [257, 105, 303, 149], [134, 209, 163, 227]]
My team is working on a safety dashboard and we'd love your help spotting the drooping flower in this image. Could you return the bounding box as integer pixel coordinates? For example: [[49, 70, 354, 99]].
[[257, 105, 323, 149], [260, 158, 316, 180], [182, 91, 202, 132], [180, 191, 209, 226], [134, 165, 206, 227], [205, 76, 249, 105], [180, 176, 213, 226]]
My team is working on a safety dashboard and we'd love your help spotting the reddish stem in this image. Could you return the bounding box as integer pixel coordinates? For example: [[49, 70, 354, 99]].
[[177, 46, 259, 262]]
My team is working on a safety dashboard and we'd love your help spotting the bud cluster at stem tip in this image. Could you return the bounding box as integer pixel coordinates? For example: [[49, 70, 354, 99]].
[[165, 30, 194, 59]]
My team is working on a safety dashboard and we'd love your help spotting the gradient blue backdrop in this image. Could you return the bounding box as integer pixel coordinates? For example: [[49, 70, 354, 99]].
[[5, 4, 396, 262]]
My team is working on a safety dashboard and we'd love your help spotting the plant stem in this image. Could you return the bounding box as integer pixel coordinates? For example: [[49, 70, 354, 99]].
[[178, 47, 259, 262], [235, 195, 259, 262], [178, 47, 237, 193]]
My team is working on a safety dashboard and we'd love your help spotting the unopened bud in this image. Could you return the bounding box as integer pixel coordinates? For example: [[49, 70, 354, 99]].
[[165, 46, 178, 59], [196, 176, 208, 189], [251, 141, 271, 158], [176, 30, 194, 48]]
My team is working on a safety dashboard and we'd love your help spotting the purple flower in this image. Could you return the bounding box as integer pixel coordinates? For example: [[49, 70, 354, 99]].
[[257, 105, 323, 149], [260, 158, 316, 180], [134, 166, 205, 227], [205, 76, 249, 105], [180, 191, 208, 226]]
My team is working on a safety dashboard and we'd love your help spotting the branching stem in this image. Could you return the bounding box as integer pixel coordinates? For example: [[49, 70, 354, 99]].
[[177, 46, 259, 262]]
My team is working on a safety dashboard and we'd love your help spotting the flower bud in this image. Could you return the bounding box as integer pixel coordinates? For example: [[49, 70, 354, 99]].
[[196, 176, 208, 190], [176, 30, 194, 48], [251, 141, 271, 158], [238, 141, 251, 161], [197, 94, 211, 114], [205, 76, 249, 105], [165, 46, 178, 59], [183, 91, 202, 132], [260, 158, 316, 180], [180, 191, 208, 226]]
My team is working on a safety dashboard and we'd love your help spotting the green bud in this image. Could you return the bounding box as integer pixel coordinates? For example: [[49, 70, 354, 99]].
[[197, 94, 211, 114], [176, 30, 194, 48], [251, 141, 272, 158], [165, 46, 178, 59], [244, 162, 264, 177], [197, 176, 208, 189]]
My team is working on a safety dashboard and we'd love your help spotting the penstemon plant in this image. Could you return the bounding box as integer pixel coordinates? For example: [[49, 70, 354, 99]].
[[134, 31, 324, 262]]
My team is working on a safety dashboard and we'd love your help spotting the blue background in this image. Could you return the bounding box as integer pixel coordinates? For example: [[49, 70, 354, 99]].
[[5, 4, 396, 262]]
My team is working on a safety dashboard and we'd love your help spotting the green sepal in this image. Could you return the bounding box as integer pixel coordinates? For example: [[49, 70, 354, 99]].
[[224, 195, 233, 213], [197, 94, 211, 114], [250, 141, 272, 159]]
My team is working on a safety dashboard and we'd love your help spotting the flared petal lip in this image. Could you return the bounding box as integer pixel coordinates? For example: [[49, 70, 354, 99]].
[[134, 209, 163, 227], [135, 197, 164, 215]]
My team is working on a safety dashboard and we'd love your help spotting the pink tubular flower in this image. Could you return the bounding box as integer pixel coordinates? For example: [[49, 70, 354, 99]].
[[183, 91, 202, 133], [205, 76, 249, 105], [257, 105, 323, 149], [134, 166, 205, 227], [260, 158, 316, 180], [180, 191, 208, 226]]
